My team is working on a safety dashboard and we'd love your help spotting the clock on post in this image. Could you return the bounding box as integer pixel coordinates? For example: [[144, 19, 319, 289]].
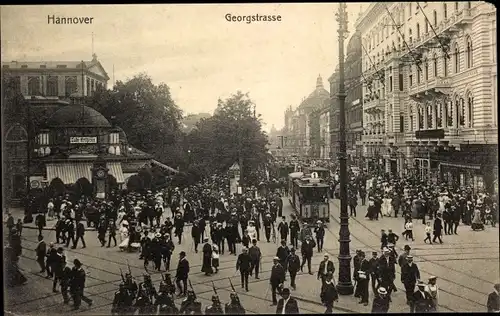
[[91, 164, 109, 199]]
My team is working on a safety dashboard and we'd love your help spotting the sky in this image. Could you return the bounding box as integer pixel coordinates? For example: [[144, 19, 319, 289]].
[[1, 4, 368, 132]]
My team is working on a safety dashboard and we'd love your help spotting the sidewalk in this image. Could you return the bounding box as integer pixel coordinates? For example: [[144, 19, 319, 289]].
[[4, 207, 96, 232]]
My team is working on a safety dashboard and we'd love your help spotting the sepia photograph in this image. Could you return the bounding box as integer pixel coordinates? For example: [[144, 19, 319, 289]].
[[1, 2, 498, 315]]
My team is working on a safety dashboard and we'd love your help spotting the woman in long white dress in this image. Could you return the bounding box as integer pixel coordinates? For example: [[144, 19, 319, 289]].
[[382, 194, 393, 217]]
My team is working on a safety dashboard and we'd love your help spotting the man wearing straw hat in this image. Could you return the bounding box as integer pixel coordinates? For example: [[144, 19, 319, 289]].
[[371, 287, 390, 313]]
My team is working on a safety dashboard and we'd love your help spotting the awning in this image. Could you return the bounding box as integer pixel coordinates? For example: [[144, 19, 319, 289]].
[[439, 162, 481, 170], [46, 163, 93, 184], [107, 162, 125, 183], [151, 160, 179, 173]]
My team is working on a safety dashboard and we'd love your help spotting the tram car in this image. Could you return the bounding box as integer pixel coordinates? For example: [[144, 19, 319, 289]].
[[303, 166, 331, 180], [288, 172, 330, 223]]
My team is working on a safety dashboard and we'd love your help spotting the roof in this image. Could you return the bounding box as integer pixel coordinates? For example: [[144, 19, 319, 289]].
[[298, 75, 330, 109], [47, 105, 111, 128], [2, 56, 110, 80]]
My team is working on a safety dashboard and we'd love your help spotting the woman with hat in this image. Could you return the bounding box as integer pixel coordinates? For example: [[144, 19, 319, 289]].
[[201, 238, 213, 276]]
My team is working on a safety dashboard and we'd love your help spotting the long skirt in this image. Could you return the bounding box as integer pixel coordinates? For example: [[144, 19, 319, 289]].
[[201, 255, 213, 274]]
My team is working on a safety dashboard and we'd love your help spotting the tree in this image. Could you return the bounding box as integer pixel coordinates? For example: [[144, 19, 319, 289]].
[[75, 178, 93, 197], [88, 73, 185, 167], [47, 177, 65, 197], [126, 175, 144, 192], [185, 91, 269, 185]]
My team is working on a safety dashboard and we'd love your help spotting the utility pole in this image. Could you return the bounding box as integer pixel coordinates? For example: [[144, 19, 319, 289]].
[[335, 2, 354, 295], [25, 97, 32, 214]]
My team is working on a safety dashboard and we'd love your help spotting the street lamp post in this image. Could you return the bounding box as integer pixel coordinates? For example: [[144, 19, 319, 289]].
[[335, 2, 354, 295]]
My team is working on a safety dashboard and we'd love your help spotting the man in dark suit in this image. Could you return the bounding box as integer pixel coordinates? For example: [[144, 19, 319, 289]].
[[35, 234, 47, 273], [432, 213, 443, 244], [401, 256, 420, 305], [236, 247, 252, 292], [487, 283, 500, 312], [289, 214, 300, 249], [317, 254, 335, 287], [72, 221, 86, 249], [276, 240, 290, 273], [175, 251, 190, 296], [300, 236, 315, 274], [286, 248, 301, 290], [270, 257, 286, 306], [277, 217, 289, 244], [275, 288, 299, 314], [52, 247, 66, 292]]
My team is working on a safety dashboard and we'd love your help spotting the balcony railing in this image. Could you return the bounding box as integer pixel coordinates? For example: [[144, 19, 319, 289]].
[[408, 77, 452, 101], [363, 97, 385, 112]]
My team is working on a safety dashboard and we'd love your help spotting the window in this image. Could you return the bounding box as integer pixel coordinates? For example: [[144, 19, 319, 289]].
[[437, 103, 443, 127], [454, 44, 460, 73], [433, 10, 438, 26], [400, 115, 405, 132], [467, 2, 471, 9], [418, 106, 424, 129], [447, 100, 453, 127], [86, 78, 91, 96], [466, 36, 473, 68], [425, 21, 429, 34], [467, 94, 474, 127], [409, 74, 413, 86], [27, 76, 40, 95], [459, 98, 465, 126], [399, 71, 404, 91], [443, 54, 448, 76], [416, 23, 420, 39], [455, 2, 459, 11], [444, 4, 448, 19], [427, 104, 433, 128], [424, 60, 429, 81], [409, 28, 413, 43], [417, 67, 421, 84], [409, 3, 412, 15], [433, 54, 438, 77], [409, 106, 414, 131], [389, 76, 393, 92], [47, 76, 58, 96], [65, 76, 77, 96]]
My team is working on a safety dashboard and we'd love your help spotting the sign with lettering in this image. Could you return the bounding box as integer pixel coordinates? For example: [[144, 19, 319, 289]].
[[70, 136, 97, 144], [415, 129, 445, 139]]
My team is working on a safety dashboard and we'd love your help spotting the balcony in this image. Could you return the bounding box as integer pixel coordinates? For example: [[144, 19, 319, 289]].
[[408, 77, 452, 102], [363, 97, 385, 113], [455, 8, 475, 27]]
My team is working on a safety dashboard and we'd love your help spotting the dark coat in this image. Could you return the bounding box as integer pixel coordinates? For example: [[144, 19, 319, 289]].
[[487, 291, 500, 312], [371, 295, 390, 313], [286, 254, 301, 272], [276, 246, 290, 262], [236, 253, 252, 272], [317, 260, 335, 278], [270, 263, 286, 285], [175, 258, 190, 280], [401, 263, 420, 284], [433, 218, 443, 234], [300, 240, 315, 257], [275, 297, 299, 314]]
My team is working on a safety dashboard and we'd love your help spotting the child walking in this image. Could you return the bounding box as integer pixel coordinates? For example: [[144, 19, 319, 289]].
[[404, 220, 414, 241], [423, 222, 433, 244], [212, 245, 220, 273]]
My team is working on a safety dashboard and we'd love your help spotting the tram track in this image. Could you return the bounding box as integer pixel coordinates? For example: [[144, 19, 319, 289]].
[[324, 211, 492, 311], [10, 235, 358, 314]]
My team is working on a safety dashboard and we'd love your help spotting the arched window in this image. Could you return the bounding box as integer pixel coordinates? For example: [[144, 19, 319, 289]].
[[409, 28, 413, 43], [459, 98, 465, 126], [427, 103, 433, 128], [444, 4, 448, 19], [418, 106, 424, 129], [433, 10, 438, 26], [437, 102, 443, 127], [433, 54, 438, 77], [447, 100, 453, 127], [27, 76, 40, 96], [466, 36, 473, 68], [467, 94, 474, 127], [65, 76, 77, 96], [416, 23, 420, 39], [47, 76, 58, 96], [424, 60, 429, 81], [409, 106, 414, 131], [454, 44, 460, 73]]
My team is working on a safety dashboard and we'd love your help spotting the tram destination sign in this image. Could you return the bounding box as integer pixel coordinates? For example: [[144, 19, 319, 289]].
[[70, 136, 97, 144], [415, 129, 445, 139]]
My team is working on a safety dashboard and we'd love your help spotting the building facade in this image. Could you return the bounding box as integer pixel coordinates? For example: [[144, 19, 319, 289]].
[[2, 54, 109, 98], [282, 76, 330, 158], [356, 1, 497, 192]]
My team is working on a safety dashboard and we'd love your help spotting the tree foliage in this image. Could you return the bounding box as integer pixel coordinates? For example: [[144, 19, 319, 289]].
[[185, 91, 269, 184], [88, 73, 185, 167]]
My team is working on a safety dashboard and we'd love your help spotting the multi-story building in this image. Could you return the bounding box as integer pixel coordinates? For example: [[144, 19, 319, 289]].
[[2, 54, 109, 98], [282, 76, 330, 157], [356, 1, 497, 192]]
